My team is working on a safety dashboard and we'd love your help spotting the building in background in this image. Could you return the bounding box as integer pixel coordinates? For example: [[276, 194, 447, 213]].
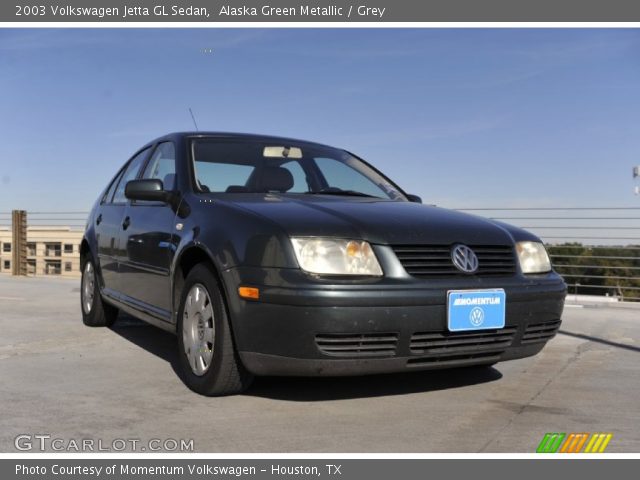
[[0, 226, 83, 277]]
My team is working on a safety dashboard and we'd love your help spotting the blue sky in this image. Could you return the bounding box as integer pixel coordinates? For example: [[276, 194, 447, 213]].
[[1, 28, 639, 213]]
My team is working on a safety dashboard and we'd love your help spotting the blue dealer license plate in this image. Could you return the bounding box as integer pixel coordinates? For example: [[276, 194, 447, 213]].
[[447, 289, 506, 332]]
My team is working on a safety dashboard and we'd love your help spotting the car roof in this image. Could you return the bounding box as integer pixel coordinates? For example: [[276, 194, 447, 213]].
[[145, 132, 340, 151]]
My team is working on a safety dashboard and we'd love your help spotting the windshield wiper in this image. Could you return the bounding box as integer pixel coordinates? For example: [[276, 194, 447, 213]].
[[306, 189, 378, 198]]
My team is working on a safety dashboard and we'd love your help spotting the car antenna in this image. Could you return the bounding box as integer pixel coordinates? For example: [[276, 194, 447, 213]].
[[188, 107, 199, 131]]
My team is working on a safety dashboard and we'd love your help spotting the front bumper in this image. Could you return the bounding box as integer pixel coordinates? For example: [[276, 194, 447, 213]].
[[221, 267, 567, 376]]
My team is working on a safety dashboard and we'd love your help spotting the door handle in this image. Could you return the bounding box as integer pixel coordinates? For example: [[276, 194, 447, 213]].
[[122, 216, 131, 230], [96, 214, 102, 226]]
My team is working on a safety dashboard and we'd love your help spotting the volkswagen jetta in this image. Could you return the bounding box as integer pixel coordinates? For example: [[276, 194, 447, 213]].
[[80, 132, 566, 395]]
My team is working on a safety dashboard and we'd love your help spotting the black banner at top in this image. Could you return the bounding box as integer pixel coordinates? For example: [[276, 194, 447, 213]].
[[4, 0, 640, 22]]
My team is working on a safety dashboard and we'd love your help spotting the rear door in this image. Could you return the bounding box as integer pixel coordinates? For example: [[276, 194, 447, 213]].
[[117, 142, 179, 318], [95, 148, 150, 296]]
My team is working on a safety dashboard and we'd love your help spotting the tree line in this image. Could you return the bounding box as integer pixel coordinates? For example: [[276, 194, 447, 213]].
[[547, 243, 640, 301]]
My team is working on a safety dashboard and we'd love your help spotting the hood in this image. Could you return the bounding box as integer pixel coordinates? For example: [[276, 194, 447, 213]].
[[220, 194, 538, 246]]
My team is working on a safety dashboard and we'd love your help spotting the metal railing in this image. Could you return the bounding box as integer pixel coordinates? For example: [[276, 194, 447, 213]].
[[2, 207, 639, 302], [0, 211, 87, 229], [20, 211, 87, 230], [0, 211, 10, 228]]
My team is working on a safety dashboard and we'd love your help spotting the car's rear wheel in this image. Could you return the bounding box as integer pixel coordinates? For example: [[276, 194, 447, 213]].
[[81, 255, 118, 327], [177, 264, 253, 396]]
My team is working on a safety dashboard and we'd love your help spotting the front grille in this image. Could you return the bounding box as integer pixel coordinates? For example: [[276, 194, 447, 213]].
[[522, 320, 561, 344], [410, 327, 517, 355], [392, 244, 516, 277], [315, 333, 399, 357]]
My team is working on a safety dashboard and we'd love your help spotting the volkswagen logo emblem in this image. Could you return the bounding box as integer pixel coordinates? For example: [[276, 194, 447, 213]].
[[469, 307, 485, 327], [451, 244, 479, 273]]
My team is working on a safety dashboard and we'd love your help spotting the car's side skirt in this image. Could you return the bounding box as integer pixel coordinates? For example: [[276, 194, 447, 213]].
[[102, 289, 176, 334]]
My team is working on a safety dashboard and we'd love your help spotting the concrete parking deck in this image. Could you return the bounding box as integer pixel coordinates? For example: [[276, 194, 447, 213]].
[[0, 275, 638, 453]]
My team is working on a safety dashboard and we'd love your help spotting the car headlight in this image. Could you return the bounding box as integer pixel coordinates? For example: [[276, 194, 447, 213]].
[[290, 237, 383, 276], [516, 241, 551, 274]]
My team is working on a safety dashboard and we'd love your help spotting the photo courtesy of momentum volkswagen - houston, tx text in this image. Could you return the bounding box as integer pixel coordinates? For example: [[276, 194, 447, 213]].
[[79, 132, 566, 396]]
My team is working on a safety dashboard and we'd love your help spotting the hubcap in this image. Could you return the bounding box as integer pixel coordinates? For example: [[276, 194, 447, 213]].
[[81, 262, 95, 315], [182, 284, 215, 376]]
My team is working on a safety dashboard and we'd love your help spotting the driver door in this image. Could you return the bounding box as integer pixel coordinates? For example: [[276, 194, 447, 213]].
[[117, 142, 179, 320]]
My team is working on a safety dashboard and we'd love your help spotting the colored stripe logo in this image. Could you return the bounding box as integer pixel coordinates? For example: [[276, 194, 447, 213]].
[[537, 433, 613, 453]]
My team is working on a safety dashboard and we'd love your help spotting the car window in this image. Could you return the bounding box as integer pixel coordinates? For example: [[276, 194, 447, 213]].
[[313, 157, 390, 198], [191, 139, 406, 200], [102, 169, 125, 204], [195, 162, 255, 192], [112, 148, 150, 204], [142, 142, 176, 190]]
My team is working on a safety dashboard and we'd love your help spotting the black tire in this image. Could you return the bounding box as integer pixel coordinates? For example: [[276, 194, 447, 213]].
[[177, 263, 253, 396], [80, 254, 118, 327]]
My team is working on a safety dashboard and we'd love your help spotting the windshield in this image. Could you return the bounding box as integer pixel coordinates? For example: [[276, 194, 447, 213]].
[[190, 139, 407, 201]]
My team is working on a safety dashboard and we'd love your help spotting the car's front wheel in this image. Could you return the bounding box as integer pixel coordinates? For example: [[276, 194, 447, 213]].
[[81, 255, 118, 327], [177, 264, 253, 396]]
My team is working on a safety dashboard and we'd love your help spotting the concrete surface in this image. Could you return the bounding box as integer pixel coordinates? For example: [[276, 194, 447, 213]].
[[0, 275, 638, 453]]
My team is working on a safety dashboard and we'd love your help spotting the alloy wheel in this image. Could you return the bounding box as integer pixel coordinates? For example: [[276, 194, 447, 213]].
[[182, 283, 215, 376], [81, 261, 95, 315]]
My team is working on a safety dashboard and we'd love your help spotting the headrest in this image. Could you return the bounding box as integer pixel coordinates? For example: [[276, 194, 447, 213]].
[[259, 166, 294, 193]]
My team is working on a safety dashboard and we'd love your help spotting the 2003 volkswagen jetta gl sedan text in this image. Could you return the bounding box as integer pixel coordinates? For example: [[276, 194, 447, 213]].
[[80, 132, 567, 396]]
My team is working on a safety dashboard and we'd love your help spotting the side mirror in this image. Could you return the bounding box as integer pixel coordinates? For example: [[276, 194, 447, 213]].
[[125, 179, 171, 203], [406, 194, 422, 204]]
